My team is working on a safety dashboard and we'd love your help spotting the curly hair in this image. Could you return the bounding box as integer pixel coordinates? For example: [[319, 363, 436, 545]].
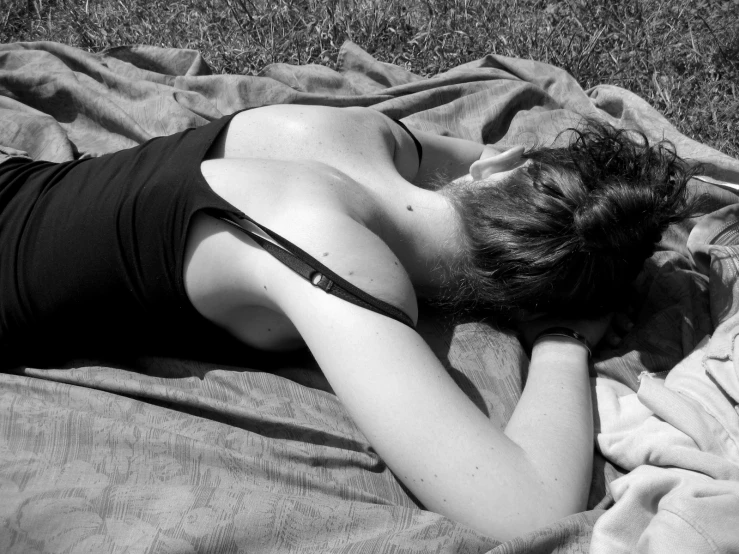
[[440, 120, 701, 319]]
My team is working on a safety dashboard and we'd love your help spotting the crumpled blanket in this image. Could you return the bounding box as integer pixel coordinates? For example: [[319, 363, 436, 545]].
[[1, 40, 739, 554], [591, 242, 739, 553]]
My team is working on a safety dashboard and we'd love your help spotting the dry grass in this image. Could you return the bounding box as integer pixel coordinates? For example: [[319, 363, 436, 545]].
[[3, 0, 738, 157]]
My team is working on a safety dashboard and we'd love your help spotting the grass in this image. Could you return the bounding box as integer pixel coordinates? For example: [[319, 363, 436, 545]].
[[3, 0, 738, 158]]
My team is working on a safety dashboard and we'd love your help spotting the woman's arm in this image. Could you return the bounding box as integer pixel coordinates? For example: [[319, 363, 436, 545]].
[[387, 121, 512, 186], [504, 338, 593, 517], [409, 129, 491, 184], [283, 288, 592, 539], [264, 221, 595, 540]]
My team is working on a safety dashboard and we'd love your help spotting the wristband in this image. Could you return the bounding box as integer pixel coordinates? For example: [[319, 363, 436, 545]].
[[533, 327, 592, 357]]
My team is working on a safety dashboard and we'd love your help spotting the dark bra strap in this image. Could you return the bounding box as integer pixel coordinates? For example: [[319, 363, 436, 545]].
[[218, 214, 416, 328], [393, 119, 423, 166]]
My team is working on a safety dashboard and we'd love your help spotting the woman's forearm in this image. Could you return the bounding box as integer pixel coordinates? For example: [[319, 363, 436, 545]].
[[281, 269, 596, 538], [504, 337, 594, 519], [411, 129, 487, 185]]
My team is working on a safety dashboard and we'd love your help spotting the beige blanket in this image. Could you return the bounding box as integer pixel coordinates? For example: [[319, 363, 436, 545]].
[[1, 40, 738, 553]]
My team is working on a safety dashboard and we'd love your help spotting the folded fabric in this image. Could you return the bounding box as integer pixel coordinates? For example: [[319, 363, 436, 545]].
[[593, 242, 739, 553]]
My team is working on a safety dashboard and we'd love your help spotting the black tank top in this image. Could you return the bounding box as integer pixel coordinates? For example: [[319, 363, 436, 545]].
[[0, 112, 420, 366]]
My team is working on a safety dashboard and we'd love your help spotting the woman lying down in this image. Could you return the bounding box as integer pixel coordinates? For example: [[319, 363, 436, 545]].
[[0, 105, 697, 539]]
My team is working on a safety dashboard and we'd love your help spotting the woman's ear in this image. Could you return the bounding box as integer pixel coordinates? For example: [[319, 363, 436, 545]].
[[469, 145, 525, 180]]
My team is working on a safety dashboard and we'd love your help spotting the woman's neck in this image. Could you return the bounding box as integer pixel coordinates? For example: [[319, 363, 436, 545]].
[[382, 189, 468, 294]]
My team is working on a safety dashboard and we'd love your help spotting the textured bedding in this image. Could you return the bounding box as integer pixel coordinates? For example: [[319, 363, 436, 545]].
[[1, 40, 739, 553]]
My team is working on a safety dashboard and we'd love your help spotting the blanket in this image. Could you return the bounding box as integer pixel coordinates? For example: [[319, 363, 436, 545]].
[[1, 40, 739, 553], [591, 240, 739, 553]]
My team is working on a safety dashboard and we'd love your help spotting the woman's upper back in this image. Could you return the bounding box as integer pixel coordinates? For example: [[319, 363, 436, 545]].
[[206, 105, 423, 187], [194, 106, 461, 326], [187, 105, 464, 349]]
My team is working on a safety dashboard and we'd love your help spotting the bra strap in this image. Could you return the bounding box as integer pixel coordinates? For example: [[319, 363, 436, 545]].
[[393, 119, 423, 166], [218, 215, 416, 328]]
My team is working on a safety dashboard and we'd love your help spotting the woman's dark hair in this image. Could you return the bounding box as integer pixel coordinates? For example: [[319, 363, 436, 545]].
[[442, 119, 701, 319]]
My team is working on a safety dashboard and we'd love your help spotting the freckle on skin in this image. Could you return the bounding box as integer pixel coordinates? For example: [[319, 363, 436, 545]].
[[406, 205, 413, 211], [322, 252, 329, 257], [264, 285, 267, 290]]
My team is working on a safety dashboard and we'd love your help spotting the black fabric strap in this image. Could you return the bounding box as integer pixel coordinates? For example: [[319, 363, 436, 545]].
[[392, 119, 423, 166], [534, 327, 592, 357], [219, 215, 416, 328]]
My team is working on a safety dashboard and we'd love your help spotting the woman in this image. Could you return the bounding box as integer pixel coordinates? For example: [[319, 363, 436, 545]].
[[0, 105, 696, 539]]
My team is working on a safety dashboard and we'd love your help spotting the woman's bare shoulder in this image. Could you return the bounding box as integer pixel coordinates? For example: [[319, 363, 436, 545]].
[[245, 104, 383, 126], [184, 183, 419, 335], [269, 207, 420, 326], [209, 105, 414, 184]]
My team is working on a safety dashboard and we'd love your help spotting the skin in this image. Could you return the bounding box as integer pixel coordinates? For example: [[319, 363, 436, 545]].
[[182, 105, 606, 539]]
